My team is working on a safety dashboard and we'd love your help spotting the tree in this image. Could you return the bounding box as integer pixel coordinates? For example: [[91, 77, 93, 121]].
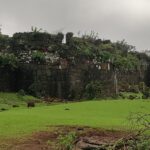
[[115, 40, 135, 56], [113, 53, 140, 71], [99, 51, 111, 62]]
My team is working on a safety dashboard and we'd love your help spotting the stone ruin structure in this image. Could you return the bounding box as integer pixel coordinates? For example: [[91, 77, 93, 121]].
[[0, 31, 148, 99]]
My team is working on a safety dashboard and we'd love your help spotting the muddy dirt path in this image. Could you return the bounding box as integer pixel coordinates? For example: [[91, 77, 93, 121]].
[[0, 126, 132, 150]]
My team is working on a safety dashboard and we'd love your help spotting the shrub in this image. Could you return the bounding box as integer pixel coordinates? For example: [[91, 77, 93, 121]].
[[85, 81, 102, 99], [119, 93, 125, 99], [0, 53, 18, 70], [119, 82, 130, 92], [129, 85, 139, 93], [99, 50, 111, 62], [142, 91, 149, 99], [128, 95, 136, 100], [127, 113, 150, 150], [113, 53, 140, 71], [1, 108, 7, 111], [12, 105, 19, 108], [142, 87, 150, 99], [18, 89, 26, 96], [57, 132, 77, 150], [139, 82, 145, 92], [111, 94, 119, 100], [136, 138, 150, 150], [31, 51, 46, 64], [28, 82, 43, 98]]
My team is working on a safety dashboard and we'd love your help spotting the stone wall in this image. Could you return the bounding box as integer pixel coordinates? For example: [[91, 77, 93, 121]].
[[0, 68, 16, 92], [15, 64, 70, 99], [0, 62, 145, 99]]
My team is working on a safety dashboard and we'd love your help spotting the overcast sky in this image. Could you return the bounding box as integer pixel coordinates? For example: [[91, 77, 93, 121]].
[[0, 0, 150, 51]]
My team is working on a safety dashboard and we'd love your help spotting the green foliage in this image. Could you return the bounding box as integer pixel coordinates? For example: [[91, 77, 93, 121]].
[[127, 112, 150, 150], [129, 85, 139, 93], [31, 51, 46, 64], [99, 50, 111, 62], [99, 43, 113, 51], [115, 40, 135, 56], [142, 87, 150, 99], [85, 81, 102, 99], [119, 92, 143, 99], [136, 138, 150, 150], [67, 37, 98, 60], [28, 82, 43, 98], [69, 37, 89, 57], [0, 92, 38, 110], [2, 30, 147, 73], [113, 54, 140, 70], [113, 54, 125, 69], [57, 132, 77, 150], [113, 137, 150, 150], [139, 82, 145, 92], [18, 89, 26, 96], [56, 44, 70, 58], [127, 54, 140, 69], [0, 53, 18, 69], [128, 94, 137, 100]]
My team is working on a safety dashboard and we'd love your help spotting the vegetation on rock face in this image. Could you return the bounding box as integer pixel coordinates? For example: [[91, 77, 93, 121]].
[[0, 29, 150, 99], [0, 53, 18, 69], [31, 51, 46, 64], [113, 53, 140, 71], [85, 81, 103, 99], [0, 30, 147, 70]]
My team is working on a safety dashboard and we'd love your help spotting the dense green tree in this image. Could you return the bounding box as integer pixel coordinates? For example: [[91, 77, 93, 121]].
[[115, 40, 135, 56]]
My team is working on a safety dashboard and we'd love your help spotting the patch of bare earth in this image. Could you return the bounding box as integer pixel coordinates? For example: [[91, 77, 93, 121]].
[[0, 126, 133, 150]]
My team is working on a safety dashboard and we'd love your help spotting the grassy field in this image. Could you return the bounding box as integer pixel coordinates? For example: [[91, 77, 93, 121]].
[[0, 92, 39, 110], [0, 98, 150, 138]]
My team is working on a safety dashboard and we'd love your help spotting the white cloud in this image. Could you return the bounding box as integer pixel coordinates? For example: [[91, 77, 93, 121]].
[[0, 0, 150, 50]]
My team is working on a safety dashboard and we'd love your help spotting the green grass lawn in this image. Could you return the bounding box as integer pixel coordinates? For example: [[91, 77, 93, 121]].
[[0, 92, 39, 110], [0, 99, 150, 138]]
